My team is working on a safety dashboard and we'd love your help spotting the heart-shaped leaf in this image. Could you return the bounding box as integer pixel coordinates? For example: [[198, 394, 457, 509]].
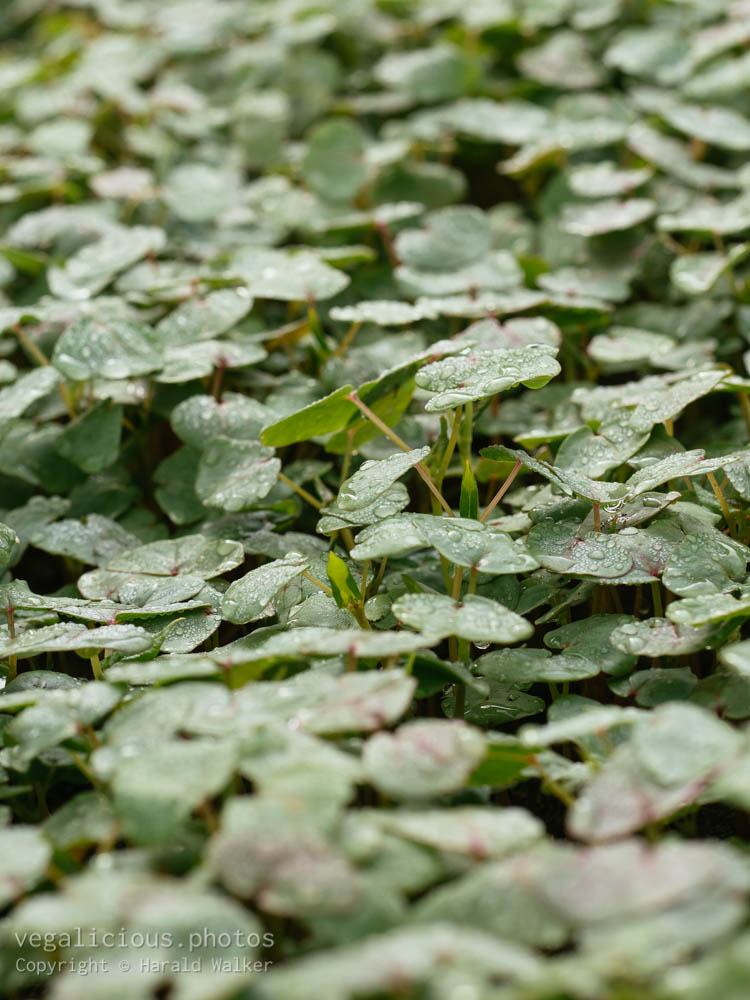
[[392, 593, 532, 644]]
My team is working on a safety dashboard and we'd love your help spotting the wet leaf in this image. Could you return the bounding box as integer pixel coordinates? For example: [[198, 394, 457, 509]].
[[303, 118, 368, 203], [195, 437, 280, 511], [155, 288, 253, 346], [55, 402, 122, 474], [670, 244, 750, 296], [560, 199, 656, 236], [363, 720, 486, 800], [416, 345, 560, 412], [476, 647, 600, 683], [662, 104, 750, 151], [667, 593, 750, 627], [261, 386, 356, 447], [392, 593, 533, 644], [374, 805, 542, 858], [0, 622, 153, 659], [337, 448, 429, 511], [49, 225, 165, 301], [222, 553, 309, 624], [568, 162, 653, 198], [234, 247, 349, 301], [104, 535, 244, 578], [0, 827, 51, 906], [395, 207, 492, 272], [52, 316, 163, 381]]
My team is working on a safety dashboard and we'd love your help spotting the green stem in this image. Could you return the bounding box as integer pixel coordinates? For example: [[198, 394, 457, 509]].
[[530, 756, 575, 807], [333, 321, 361, 359], [738, 392, 750, 440], [13, 323, 77, 419], [435, 406, 462, 487], [454, 683, 466, 720], [278, 471, 322, 511], [651, 580, 664, 618], [348, 392, 454, 516], [211, 363, 225, 401], [89, 654, 103, 681], [306, 298, 329, 356], [303, 571, 333, 598], [68, 749, 103, 789], [707, 471, 733, 531], [358, 561, 370, 623], [480, 457, 522, 522], [5, 602, 16, 682], [459, 399, 473, 467], [368, 557, 388, 598], [448, 566, 463, 663], [339, 428, 355, 486]]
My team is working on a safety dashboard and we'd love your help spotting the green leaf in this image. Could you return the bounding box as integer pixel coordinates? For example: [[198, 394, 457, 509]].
[[43, 791, 117, 850], [0, 521, 19, 571], [466, 741, 538, 789], [670, 244, 750, 296], [48, 225, 165, 300], [326, 551, 361, 611], [415, 345, 560, 412], [375, 44, 478, 101], [157, 339, 267, 383], [303, 118, 368, 203], [162, 163, 237, 223], [545, 614, 637, 676], [329, 300, 438, 326], [0, 622, 153, 659], [568, 703, 741, 840], [0, 827, 51, 907], [560, 199, 656, 236], [481, 444, 627, 504], [392, 593, 533, 644], [568, 161, 653, 198], [55, 401, 122, 473], [0, 367, 61, 421], [155, 288, 253, 346], [662, 103, 750, 151], [261, 925, 539, 1000], [104, 535, 244, 578], [31, 514, 139, 565], [395, 207, 492, 271], [459, 462, 478, 520], [172, 392, 272, 450], [375, 803, 542, 855], [518, 30, 602, 90], [111, 739, 238, 844], [52, 316, 163, 381], [662, 534, 748, 598], [261, 386, 356, 447], [410, 516, 539, 573], [233, 247, 349, 301], [451, 680, 545, 726], [476, 647, 600, 684], [196, 437, 280, 512], [667, 593, 750, 627], [362, 720, 486, 800], [318, 484, 410, 534], [658, 191, 750, 235], [627, 121, 738, 190], [222, 553, 309, 624], [337, 447, 429, 511]]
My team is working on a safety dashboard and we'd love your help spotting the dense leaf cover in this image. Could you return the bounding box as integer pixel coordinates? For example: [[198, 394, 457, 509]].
[[1, 1, 750, 998]]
